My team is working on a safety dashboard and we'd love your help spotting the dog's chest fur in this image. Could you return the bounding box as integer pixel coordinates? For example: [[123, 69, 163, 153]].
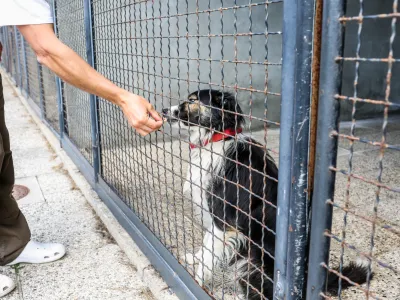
[[183, 140, 229, 229]]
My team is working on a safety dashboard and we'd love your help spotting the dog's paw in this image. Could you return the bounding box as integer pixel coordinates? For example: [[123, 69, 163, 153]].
[[195, 265, 212, 286], [183, 252, 197, 265]]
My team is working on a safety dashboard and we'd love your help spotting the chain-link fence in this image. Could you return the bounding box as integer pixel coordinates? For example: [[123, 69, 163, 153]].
[[1, 0, 399, 299]]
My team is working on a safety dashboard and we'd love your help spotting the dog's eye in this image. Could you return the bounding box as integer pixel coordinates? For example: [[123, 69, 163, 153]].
[[188, 98, 195, 103]]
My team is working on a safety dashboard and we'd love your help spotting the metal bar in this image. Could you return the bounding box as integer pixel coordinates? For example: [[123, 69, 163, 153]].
[[37, 61, 45, 119], [3, 28, 8, 72], [306, 0, 346, 299], [308, 0, 323, 197], [0, 28, 5, 70], [9, 28, 15, 79], [273, 0, 296, 297], [84, 0, 101, 182], [285, 0, 316, 298], [56, 76, 65, 141], [22, 38, 30, 99], [7, 29, 12, 75], [13, 27, 22, 91]]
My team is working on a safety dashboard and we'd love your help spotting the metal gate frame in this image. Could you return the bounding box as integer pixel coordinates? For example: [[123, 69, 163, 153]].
[[0, 0, 358, 299]]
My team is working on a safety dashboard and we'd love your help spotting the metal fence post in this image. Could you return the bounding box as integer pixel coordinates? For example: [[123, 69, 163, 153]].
[[4, 28, 11, 74], [306, 0, 346, 299], [83, 0, 101, 182], [0, 28, 8, 72], [37, 61, 45, 118], [21, 38, 30, 98], [13, 27, 23, 91], [273, 0, 296, 297], [275, 1, 318, 298], [285, 1, 316, 299]]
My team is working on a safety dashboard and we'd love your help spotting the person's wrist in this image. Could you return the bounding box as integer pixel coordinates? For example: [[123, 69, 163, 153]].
[[114, 89, 130, 107]]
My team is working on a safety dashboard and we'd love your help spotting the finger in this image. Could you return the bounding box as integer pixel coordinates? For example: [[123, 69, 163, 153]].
[[145, 117, 163, 130], [148, 107, 162, 121], [135, 128, 148, 137], [140, 124, 155, 134]]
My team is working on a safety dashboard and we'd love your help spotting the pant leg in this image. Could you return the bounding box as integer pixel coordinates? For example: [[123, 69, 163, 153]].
[[0, 74, 31, 266]]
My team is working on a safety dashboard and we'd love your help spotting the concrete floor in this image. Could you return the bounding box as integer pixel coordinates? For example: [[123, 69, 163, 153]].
[[330, 118, 400, 300], [0, 74, 167, 300]]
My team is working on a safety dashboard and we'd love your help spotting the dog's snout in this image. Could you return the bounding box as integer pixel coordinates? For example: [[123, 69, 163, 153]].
[[162, 106, 180, 123]]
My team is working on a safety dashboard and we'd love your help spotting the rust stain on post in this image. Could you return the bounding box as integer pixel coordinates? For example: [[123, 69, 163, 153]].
[[308, 0, 323, 198]]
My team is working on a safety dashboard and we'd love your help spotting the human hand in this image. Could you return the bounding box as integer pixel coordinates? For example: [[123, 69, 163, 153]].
[[118, 92, 163, 136]]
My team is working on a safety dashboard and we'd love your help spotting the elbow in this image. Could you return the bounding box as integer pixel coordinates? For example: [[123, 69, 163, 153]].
[[35, 47, 51, 65]]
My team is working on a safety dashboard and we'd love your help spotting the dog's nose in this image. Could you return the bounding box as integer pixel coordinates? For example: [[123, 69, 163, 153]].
[[162, 108, 169, 115]]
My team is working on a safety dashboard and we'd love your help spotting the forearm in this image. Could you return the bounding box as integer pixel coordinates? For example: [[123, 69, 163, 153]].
[[40, 43, 127, 106], [17, 24, 128, 107], [17, 23, 163, 136]]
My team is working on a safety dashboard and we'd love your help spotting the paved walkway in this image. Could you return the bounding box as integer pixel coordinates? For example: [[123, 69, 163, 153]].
[[0, 73, 161, 300]]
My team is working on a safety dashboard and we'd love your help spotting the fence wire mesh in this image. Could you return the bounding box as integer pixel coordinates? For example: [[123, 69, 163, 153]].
[[56, 0, 93, 164], [7, 27, 18, 81], [15, 30, 26, 93], [92, 0, 282, 299], [320, 1, 400, 299], [41, 64, 60, 133], [24, 40, 41, 107]]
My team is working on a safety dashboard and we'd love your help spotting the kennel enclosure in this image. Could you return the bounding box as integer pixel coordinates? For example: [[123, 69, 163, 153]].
[[1, 0, 399, 299]]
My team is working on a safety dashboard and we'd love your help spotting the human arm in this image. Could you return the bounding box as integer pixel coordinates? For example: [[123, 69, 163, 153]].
[[17, 24, 162, 136]]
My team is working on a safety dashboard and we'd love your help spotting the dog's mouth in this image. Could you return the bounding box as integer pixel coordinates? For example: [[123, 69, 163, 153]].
[[161, 108, 179, 123], [162, 109, 178, 123]]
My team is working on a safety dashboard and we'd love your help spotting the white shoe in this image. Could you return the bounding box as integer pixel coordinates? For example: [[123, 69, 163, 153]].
[[6, 240, 66, 265], [0, 274, 15, 298]]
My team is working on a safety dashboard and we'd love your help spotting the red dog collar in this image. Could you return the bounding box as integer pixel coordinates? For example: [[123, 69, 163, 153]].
[[189, 128, 243, 149]]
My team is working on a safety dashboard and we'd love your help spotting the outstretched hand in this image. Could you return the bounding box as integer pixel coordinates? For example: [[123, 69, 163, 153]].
[[118, 92, 164, 136]]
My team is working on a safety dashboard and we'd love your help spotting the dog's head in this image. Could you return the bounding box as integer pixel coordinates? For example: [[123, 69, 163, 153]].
[[162, 89, 244, 131]]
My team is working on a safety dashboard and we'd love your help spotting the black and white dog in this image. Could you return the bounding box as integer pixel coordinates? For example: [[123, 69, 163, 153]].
[[163, 89, 370, 299]]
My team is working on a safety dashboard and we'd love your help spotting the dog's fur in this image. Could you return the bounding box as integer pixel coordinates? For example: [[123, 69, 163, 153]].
[[163, 89, 371, 299]]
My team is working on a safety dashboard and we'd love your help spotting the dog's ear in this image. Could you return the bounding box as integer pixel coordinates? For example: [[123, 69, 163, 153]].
[[220, 92, 235, 110], [211, 91, 228, 107]]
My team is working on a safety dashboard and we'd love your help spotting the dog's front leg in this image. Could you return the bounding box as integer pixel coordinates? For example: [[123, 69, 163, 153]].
[[195, 225, 226, 286]]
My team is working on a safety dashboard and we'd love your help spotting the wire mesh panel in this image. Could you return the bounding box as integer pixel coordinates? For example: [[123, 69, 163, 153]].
[[308, 0, 400, 299], [41, 65, 60, 133], [15, 31, 27, 94], [93, 1, 282, 299], [56, 0, 93, 164], [24, 40, 42, 107], [0, 28, 8, 72], [5, 27, 17, 83]]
